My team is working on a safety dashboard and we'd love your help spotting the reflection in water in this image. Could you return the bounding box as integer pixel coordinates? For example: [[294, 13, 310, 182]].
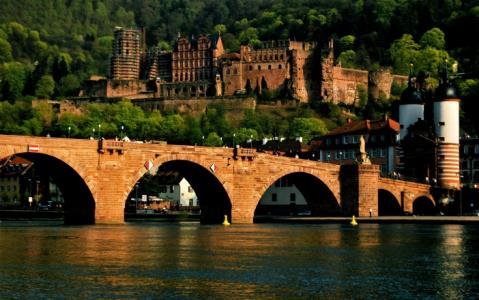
[[0, 221, 478, 299]]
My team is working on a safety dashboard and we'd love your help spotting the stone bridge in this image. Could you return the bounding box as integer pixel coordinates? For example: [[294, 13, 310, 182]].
[[0, 134, 436, 224]]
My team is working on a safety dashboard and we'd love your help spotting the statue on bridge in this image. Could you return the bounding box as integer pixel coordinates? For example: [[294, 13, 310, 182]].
[[355, 135, 371, 165]]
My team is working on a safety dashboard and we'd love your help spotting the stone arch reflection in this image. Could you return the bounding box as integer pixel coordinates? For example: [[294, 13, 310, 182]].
[[0, 153, 95, 224], [254, 172, 340, 217], [378, 189, 402, 216]]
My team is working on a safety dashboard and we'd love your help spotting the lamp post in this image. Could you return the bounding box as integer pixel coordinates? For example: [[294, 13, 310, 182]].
[[98, 124, 102, 139], [250, 135, 253, 150], [92, 128, 96, 139], [120, 125, 124, 139], [135, 183, 140, 212], [339, 151, 343, 165], [202, 135, 205, 146], [233, 133, 236, 148], [35, 180, 40, 207], [68, 126, 71, 138]]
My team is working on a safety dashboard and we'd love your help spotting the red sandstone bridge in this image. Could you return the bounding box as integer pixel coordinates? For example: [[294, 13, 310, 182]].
[[0, 134, 435, 224]]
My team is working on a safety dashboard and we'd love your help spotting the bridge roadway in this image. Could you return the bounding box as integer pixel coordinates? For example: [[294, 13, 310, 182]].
[[0, 134, 434, 224]]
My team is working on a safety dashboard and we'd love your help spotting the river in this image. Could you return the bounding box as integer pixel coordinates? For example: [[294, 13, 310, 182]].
[[0, 221, 478, 299]]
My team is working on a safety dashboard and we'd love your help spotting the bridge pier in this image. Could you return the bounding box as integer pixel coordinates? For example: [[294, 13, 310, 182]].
[[340, 164, 380, 217]]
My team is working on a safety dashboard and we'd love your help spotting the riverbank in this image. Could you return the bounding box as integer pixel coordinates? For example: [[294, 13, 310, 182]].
[[254, 215, 479, 225]]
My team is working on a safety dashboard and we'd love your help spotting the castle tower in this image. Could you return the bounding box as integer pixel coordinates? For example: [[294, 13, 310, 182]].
[[110, 27, 141, 80], [397, 69, 424, 175], [399, 69, 424, 141], [434, 67, 460, 189]]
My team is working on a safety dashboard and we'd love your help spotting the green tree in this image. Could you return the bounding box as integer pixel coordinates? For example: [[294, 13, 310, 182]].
[[34, 75, 55, 99], [389, 34, 420, 75], [289, 117, 328, 143], [204, 132, 223, 146], [0, 38, 12, 63], [419, 27, 446, 50], [337, 50, 357, 68]]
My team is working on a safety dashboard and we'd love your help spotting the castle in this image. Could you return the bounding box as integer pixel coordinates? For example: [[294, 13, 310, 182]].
[[80, 27, 407, 105]]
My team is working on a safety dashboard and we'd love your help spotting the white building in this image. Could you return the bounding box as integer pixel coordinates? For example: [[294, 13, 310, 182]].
[[158, 177, 198, 207], [257, 177, 308, 215]]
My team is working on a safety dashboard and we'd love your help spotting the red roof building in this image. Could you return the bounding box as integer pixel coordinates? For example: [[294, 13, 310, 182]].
[[315, 116, 400, 174]]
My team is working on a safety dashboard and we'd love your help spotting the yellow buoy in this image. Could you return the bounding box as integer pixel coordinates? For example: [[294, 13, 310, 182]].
[[222, 215, 230, 226], [350, 215, 358, 226]]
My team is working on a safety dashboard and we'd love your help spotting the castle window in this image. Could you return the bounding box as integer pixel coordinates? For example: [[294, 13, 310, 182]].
[[258, 65, 261, 70], [268, 65, 272, 70], [280, 54, 284, 60], [226, 68, 230, 75], [278, 64, 282, 69], [275, 54, 278, 60], [249, 65, 253, 71], [233, 68, 238, 75]]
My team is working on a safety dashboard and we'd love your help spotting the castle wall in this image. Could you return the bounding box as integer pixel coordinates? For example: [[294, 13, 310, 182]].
[[331, 67, 368, 105]]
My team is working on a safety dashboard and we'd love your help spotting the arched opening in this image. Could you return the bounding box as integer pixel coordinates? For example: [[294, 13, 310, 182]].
[[254, 172, 340, 218], [413, 196, 437, 216], [378, 189, 402, 216], [0, 153, 95, 224], [125, 160, 231, 224]]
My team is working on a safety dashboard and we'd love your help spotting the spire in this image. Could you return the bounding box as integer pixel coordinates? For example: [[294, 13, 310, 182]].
[[435, 58, 457, 100], [400, 63, 422, 104]]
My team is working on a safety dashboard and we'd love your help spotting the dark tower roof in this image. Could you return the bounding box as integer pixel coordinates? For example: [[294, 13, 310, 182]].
[[400, 68, 423, 104], [435, 60, 458, 100]]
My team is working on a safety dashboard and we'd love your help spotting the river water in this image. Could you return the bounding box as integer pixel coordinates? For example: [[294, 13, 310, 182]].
[[0, 221, 478, 299]]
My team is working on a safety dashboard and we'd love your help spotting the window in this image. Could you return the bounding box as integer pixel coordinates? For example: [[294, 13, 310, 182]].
[[188, 186, 193, 193], [380, 135, 385, 142], [380, 148, 386, 157], [464, 146, 469, 154], [370, 135, 376, 142], [475, 145, 479, 154], [326, 138, 331, 146], [290, 193, 296, 203], [169, 185, 174, 193], [439, 121, 445, 126], [258, 65, 261, 70], [268, 65, 272, 70], [439, 137, 445, 141], [278, 64, 282, 69], [272, 193, 277, 202], [249, 65, 253, 71], [352, 135, 359, 144]]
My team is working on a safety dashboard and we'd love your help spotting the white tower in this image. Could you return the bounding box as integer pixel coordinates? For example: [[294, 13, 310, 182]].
[[398, 72, 423, 174], [399, 74, 424, 141], [433, 72, 460, 189]]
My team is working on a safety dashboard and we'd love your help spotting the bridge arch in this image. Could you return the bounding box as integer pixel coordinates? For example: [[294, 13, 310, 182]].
[[127, 154, 232, 224], [0, 152, 95, 224], [255, 170, 340, 217], [413, 196, 437, 216], [378, 189, 402, 216]]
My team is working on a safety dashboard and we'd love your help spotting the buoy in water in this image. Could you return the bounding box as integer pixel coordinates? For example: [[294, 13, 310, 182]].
[[350, 215, 358, 226], [222, 215, 230, 226]]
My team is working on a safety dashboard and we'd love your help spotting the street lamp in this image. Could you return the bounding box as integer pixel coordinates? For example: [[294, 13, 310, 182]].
[[120, 125, 124, 139], [233, 133, 236, 148], [92, 128, 96, 139], [135, 182, 140, 212], [202, 135, 205, 145], [68, 126, 71, 138], [250, 135, 253, 149], [98, 124, 102, 139]]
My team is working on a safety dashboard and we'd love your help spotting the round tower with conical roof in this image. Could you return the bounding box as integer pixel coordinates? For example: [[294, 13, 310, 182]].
[[434, 62, 460, 189], [399, 66, 424, 141]]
